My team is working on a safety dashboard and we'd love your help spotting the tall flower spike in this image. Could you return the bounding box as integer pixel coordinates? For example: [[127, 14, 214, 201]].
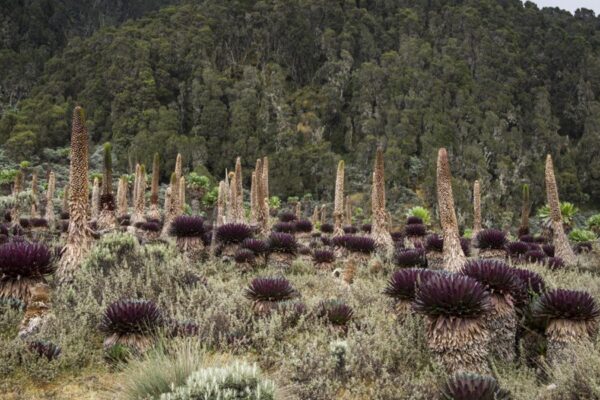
[[30, 172, 39, 218], [117, 176, 128, 218], [344, 195, 352, 226], [13, 170, 22, 196], [175, 153, 182, 182], [333, 160, 345, 237], [227, 170, 235, 222], [371, 147, 394, 257], [436, 148, 466, 272], [161, 172, 180, 237], [473, 180, 482, 238], [57, 106, 93, 283], [179, 176, 186, 213], [295, 201, 302, 221], [255, 158, 269, 236], [519, 184, 530, 235], [44, 172, 56, 226], [132, 164, 140, 209], [101, 143, 113, 197], [250, 170, 257, 224], [11, 170, 23, 221], [163, 187, 171, 220], [311, 205, 319, 226], [545, 154, 576, 265], [217, 180, 227, 227], [320, 204, 327, 225], [91, 177, 100, 219], [262, 156, 269, 203], [61, 184, 69, 215], [131, 164, 146, 225], [232, 157, 244, 223], [147, 153, 161, 220], [98, 142, 116, 230]]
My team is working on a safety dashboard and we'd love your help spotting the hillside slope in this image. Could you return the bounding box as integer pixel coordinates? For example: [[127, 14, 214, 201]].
[[2, 0, 600, 223]]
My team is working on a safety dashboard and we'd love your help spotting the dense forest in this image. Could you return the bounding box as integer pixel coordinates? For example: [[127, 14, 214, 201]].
[[1, 0, 600, 226]]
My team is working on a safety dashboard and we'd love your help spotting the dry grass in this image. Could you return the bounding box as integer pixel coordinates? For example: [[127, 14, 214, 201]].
[[0, 233, 599, 399]]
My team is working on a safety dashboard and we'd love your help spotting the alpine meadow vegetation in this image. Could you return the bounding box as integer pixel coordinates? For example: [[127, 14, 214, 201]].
[[1, 1, 600, 399]]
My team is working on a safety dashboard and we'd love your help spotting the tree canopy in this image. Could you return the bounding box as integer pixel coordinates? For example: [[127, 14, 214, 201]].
[[1, 0, 600, 225]]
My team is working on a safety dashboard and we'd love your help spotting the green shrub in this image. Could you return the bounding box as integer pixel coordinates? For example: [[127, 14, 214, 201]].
[[268, 196, 281, 210], [587, 214, 600, 234], [162, 361, 275, 400], [406, 206, 431, 225], [537, 202, 578, 227], [0, 169, 18, 185], [83, 233, 138, 273], [568, 229, 597, 243], [117, 339, 209, 400]]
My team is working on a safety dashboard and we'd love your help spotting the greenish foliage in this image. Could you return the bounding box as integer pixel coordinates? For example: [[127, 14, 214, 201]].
[[568, 228, 597, 243], [0, 169, 17, 185], [268, 196, 281, 210], [0, 190, 34, 214], [353, 207, 364, 220], [406, 206, 431, 225], [587, 214, 600, 234], [462, 228, 473, 239], [537, 202, 579, 227], [117, 339, 210, 400], [202, 186, 219, 207], [2, 1, 600, 223], [186, 172, 211, 191], [162, 362, 275, 400]]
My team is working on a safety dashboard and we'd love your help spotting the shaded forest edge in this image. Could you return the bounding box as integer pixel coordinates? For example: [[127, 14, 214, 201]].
[[2, 0, 600, 227]]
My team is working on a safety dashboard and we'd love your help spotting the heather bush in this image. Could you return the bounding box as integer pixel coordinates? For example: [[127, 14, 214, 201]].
[[115, 339, 212, 400], [163, 361, 276, 400]]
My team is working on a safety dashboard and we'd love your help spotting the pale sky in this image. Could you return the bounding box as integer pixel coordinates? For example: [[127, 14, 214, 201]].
[[530, 0, 599, 14]]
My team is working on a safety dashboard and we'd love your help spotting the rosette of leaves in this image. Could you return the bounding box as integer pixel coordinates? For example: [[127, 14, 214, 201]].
[[171, 216, 205, 259], [441, 373, 510, 400], [216, 223, 253, 245], [320, 223, 334, 234], [424, 234, 444, 269], [506, 241, 529, 261], [272, 221, 296, 234], [343, 225, 358, 234], [234, 248, 256, 268], [295, 220, 313, 234], [532, 289, 600, 364], [244, 277, 298, 315], [462, 259, 523, 361], [394, 248, 427, 268], [413, 274, 491, 374], [0, 241, 54, 302], [278, 211, 297, 222], [313, 249, 335, 267], [475, 229, 508, 259], [316, 299, 354, 334], [99, 299, 164, 352], [343, 235, 376, 254], [27, 340, 62, 361], [384, 268, 434, 314]]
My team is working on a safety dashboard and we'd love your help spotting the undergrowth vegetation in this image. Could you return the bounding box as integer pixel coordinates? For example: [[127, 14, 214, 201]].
[[1, 231, 599, 399]]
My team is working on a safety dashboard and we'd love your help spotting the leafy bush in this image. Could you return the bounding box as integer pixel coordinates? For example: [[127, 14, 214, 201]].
[[587, 214, 600, 234], [537, 202, 578, 227], [568, 229, 597, 243], [413, 274, 491, 318], [441, 373, 509, 400], [162, 361, 276, 400], [117, 339, 209, 400], [406, 206, 431, 225]]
